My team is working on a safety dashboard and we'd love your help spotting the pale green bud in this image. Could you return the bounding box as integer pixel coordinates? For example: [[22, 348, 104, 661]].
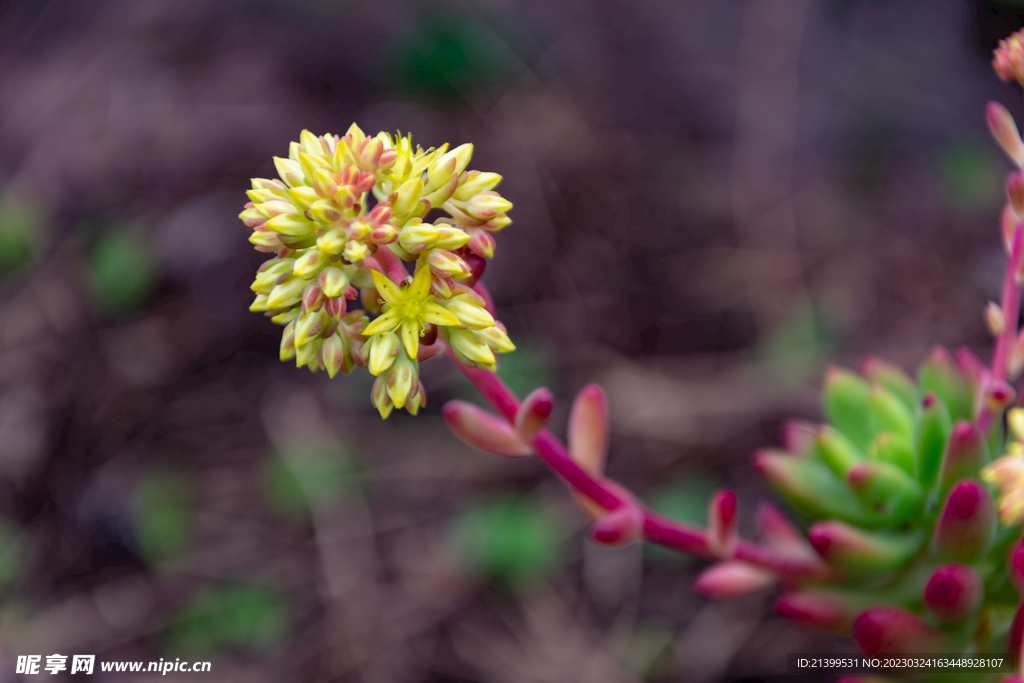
[[450, 143, 474, 176], [250, 293, 269, 312], [434, 224, 470, 250], [444, 296, 495, 330], [308, 199, 342, 226], [386, 352, 418, 409], [255, 199, 293, 219], [483, 214, 512, 232], [317, 228, 346, 255], [447, 328, 496, 369], [271, 307, 300, 325], [317, 266, 349, 298], [295, 337, 321, 368], [464, 192, 513, 221], [288, 186, 319, 211], [321, 333, 345, 378], [343, 240, 369, 263], [292, 249, 327, 278], [371, 375, 394, 418], [424, 153, 457, 193], [280, 322, 297, 361], [398, 219, 440, 253], [299, 129, 323, 155], [266, 212, 316, 237], [425, 248, 471, 278], [294, 309, 328, 347], [392, 177, 424, 216], [367, 332, 401, 375], [273, 156, 304, 187], [477, 324, 516, 353], [267, 277, 308, 310], [453, 171, 502, 201]]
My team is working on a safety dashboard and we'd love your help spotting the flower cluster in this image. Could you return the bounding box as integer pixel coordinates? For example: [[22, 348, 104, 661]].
[[241, 125, 515, 417], [982, 408, 1024, 524], [994, 28, 1024, 87]]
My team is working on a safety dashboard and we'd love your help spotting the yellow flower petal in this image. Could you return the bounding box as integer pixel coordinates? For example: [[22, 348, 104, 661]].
[[364, 308, 401, 336], [409, 264, 432, 300], [400, 321, 419, 359], [422, 302, 461, 327], [370, 269, 402, 306]]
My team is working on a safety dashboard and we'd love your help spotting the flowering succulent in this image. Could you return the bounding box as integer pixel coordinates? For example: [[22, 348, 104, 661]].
[[241, 124, 515, 416], [239, 30, 1024, 681]]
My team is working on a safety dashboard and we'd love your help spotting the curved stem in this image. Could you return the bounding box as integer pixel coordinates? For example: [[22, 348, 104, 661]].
[[449, 352, 827, 578], [372, 244, 409, 284], [994, 222, 1024, 384]]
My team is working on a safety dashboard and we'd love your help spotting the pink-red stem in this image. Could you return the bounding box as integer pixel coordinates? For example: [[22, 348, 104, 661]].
[[994, 222, 1024, 384], [450, 353, 826, 578], [983, 221, 1024, 433]]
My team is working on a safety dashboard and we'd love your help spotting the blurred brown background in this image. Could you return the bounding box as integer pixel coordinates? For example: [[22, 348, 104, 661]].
[[0, 0, 1019, 681]]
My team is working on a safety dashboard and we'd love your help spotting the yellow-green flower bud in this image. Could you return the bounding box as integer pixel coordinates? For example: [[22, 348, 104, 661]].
[[443, 296, 495, 330], [309, 199, 342, 226], [250, 293, 269, 312], [273, 157, 304, 187], [483, 214, 512, 232], [255, 199, 292, 219], [424, 153, 457, 193], [371, 374, 394, 418], [299, 129, 323, 154], [346, 217, 372, 241], [392, 177, 424, 216], [343, 240, 369, 264], [406, 381, 427, 416], [280, 321, 297, 361], [267, 277, 307, 310], [249, 230, 283, 250], [294, 309, 327, 347], [292, 249, 327, 278], [321, 333, 345, 378], [398, 219, 440, 253], [447, 328, 496, 369], [296, 336, 321, 368], [478, 324, 516, 353], [367, 332, 401, 375], [266, 212, 316, 237], [464, 192, 513, 221], [453, 171, 502, 201], [446, 143, 474, 177], [318, 266, 349, 298], [288, 186, 319, 211], [317, 228, 346, 255], [271, 307, 300, 325], [425, 248, 471, 279], [251, 266, 288, 293], [386, 352, 418, 409], [424, 174, 460, 208], [247, 188, 277, 204], [434, 224, 470, 250]]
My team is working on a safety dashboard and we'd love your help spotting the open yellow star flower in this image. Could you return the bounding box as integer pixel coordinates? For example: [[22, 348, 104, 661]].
[[363, 266, 460, 362], [982, 407, 1024, 525]]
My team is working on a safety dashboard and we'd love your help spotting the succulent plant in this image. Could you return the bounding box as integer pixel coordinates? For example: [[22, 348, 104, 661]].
[[751, 351, 1018, 658]]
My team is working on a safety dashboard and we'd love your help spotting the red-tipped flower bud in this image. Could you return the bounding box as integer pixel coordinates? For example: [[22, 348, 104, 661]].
[[694, 561, 776, 598], [568, 384, 608, 477], [853, 607, 946, 655], [923, 564, 982, 622], [442, 400, 531, 457], [808, 521, 923, 575], [707, 489, 738, 558], [932, 479, 997, 562], [515, 388, 553, 440], [590, 504, 644, 547], [776, 590, 858, 631]]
